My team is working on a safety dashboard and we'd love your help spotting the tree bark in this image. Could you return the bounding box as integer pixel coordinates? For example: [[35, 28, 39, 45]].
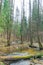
[[7, 27, 11, 46], [37, 0, 42, 49], [20, 0, 24, 44], [29, 0, 33, 46]]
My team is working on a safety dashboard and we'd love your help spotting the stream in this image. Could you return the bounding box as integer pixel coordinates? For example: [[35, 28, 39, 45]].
[[10, 59, 43, 65], [10, 60, 31, 65], [7, 52, 43, 65]]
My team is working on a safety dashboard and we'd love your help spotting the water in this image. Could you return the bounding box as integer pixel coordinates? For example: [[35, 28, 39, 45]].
[[10, 60, 31, 65], [10, 60, 42, 65], [8, 53, 43, 65]]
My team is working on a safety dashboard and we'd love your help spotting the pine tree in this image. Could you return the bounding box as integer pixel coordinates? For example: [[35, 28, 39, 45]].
[[2, 0, 14, 46]]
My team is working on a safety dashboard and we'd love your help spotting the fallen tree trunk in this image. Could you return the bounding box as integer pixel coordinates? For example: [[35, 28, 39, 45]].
[[0, 52, 43, 61]]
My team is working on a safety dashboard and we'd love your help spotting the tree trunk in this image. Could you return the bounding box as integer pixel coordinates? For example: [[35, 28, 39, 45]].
[[0, 3, 1, 13], [20, 16, 23, 44], [7, 27, 11, 46], [37, 0, 42, 49], [20, 0, 24, 44], [29, 0, 33, 46]]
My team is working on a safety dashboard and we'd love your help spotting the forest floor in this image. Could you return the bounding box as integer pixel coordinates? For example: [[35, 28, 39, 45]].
[[0, 37, 43, 65], [0, 42, 43, 56], [0, 43, 43, 65]]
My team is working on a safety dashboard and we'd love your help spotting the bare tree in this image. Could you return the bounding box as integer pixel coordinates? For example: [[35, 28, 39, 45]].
[[37, 0, 42, 49], [29, 0, 33, 46], [20, 0, 24, 44]]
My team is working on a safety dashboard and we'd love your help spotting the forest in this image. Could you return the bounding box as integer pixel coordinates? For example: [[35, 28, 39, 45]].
[[0, 0, 43, 65]]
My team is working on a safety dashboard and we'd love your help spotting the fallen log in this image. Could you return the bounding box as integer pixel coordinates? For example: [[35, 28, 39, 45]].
[[29, 45, 43, 50], [0, 53, 43, 61]]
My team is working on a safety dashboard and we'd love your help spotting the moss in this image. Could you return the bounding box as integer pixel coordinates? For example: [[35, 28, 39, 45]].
[[0, 62, 5, 65]]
